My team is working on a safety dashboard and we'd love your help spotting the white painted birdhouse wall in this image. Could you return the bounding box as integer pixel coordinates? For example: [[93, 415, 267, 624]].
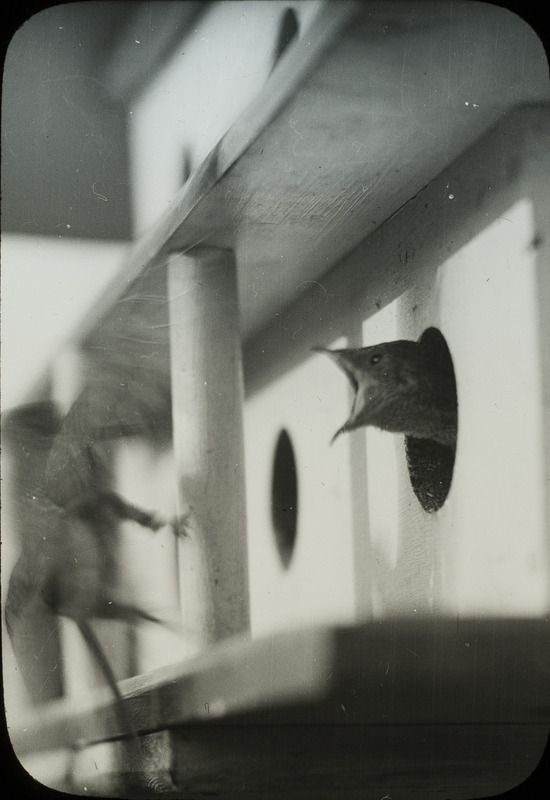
[[242, 110, 550, 631], [244, 339, 357, 636], [436, 200, 547, 615], [360, 305, 401, 615], [359, 200, 548, 619]]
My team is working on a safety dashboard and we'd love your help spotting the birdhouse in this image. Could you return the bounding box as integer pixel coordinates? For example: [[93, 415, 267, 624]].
[[4, 2, 550, 796]]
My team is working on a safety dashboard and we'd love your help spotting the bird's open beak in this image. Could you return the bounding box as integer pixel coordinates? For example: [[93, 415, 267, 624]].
[[313, 346, 363, 443]]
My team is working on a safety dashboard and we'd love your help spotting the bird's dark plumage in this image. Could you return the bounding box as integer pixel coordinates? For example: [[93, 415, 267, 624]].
[[314, 328, 458, 447], [3, 262, 185, 747], [4, 370, 182, 719]]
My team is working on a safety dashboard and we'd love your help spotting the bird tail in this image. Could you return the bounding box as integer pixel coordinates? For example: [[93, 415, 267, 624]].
[[76, 620, 138, 742]]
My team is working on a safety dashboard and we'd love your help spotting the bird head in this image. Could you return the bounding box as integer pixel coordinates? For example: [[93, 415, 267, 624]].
[[313, 341, 422, 442]]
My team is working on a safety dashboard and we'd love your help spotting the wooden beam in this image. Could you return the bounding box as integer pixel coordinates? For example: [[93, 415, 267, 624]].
[[243, 105, 550, 397], [73, 5, 549, 347], [167, 247, 249, 648]]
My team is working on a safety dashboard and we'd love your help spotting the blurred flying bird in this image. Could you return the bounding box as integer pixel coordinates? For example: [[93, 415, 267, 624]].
[[3, 391, 185, 735], [3, 265, 185, 735]]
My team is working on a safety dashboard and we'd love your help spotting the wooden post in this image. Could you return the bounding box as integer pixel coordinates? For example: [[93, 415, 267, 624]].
[[168, 247, 249, 649]]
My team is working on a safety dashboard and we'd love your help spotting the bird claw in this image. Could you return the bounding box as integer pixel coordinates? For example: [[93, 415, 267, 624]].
[[171, 511, 192, 538]]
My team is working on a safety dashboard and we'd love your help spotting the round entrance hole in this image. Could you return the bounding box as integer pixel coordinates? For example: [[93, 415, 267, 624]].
[[405, 328, 458, 513], [271, 429, 298, 568]]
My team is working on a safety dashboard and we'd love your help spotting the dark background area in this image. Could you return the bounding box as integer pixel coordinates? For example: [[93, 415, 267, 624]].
[[2, 2, 137, 240], [1, 1, 204, 241]]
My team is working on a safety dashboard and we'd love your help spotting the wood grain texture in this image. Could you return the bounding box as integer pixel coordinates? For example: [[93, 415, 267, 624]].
[[73, 2, 549, 348], [75, 103, 550, 484], [243, 105, 550, 393]]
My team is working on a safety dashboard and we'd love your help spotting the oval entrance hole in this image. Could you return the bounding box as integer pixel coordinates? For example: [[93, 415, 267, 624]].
[[271, 429, 298, 568], [405, 327, 458, 513]]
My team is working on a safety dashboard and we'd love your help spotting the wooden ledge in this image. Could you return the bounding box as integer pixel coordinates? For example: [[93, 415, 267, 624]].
[[10, 617, 550, 757]]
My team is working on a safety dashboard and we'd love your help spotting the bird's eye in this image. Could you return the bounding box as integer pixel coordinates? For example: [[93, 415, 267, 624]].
[[370, 353, 381, 365]]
